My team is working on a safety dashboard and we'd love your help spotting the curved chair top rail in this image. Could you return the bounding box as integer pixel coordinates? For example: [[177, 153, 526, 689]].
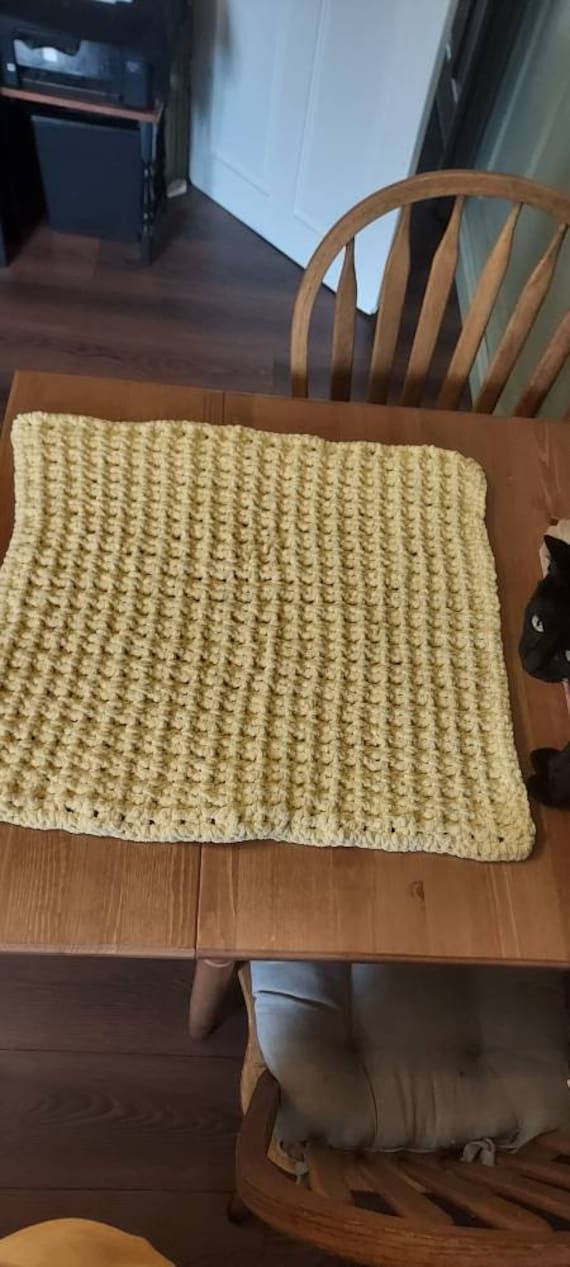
[[291, 169, 570, 414]]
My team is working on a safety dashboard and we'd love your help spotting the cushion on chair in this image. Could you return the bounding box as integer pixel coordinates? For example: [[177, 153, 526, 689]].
[[250, 961, 570, 1152]]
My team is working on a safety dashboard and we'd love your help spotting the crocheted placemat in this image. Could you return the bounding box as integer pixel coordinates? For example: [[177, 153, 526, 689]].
[[0, 412, 533, 860]]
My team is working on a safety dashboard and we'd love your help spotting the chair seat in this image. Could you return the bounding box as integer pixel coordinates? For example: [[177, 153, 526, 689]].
[[250, 962, 570, 1153]]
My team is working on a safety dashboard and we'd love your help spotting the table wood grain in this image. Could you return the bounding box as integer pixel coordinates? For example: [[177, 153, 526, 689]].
[[197, 392, 570, 966], [1, 372, 569, 963], [0, 372, 225, 954]]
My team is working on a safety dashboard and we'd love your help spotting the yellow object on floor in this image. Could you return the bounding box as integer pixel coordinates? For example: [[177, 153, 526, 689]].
[[0, 1219, 173, 1266], [0, 412, 533, 860]]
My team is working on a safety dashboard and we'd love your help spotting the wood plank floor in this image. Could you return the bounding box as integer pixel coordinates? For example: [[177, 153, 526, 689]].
[[0, 187, 462, 411], [0, 957, 349, 1266], [0, 190, 461, 1262]]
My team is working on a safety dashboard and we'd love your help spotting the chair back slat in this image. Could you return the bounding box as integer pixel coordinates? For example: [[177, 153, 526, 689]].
[[330, 239, 357, 400], [536, 1131, 570, 1157], [307, 1143, 354, 1202], [354, 1155, 452, 1226], [438, 203, 521, 410], [475, 222, 568, 413], [291, 171, 570, 417], [367, 206, 411, 404], [463, 1158, 570, 1220], [402, 1158, 551, 1232], [501, 1153, 570, 1192], [514, 309, 570, 417], [400, 196, 464, 406]]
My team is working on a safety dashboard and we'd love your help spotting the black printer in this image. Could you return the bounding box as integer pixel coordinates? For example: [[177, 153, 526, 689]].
[[0, 0, 186, 110]]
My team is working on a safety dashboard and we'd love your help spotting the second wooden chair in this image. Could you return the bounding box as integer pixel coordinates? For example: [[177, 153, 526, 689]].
[[235, 961, 570, 1267]]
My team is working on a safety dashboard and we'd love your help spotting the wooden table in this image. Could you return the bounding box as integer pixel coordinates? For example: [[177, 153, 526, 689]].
[[1, 371, 569, 969]]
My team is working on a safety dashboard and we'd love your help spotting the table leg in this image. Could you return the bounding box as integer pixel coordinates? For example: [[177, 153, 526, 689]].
[[227, 1192, 252, 1225], [189, 958, 237, 1040]]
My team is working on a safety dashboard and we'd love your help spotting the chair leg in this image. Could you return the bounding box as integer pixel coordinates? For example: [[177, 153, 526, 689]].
[[188, 958, 237, 1040], [227, 1191, 252, 1225]]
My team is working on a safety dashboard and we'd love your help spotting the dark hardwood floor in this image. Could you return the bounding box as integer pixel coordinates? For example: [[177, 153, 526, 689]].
[[0, 187, 342, 408], [0, 186, 462, 412], [0, 957, 350, 1265], [0, 190, 461, 1263]]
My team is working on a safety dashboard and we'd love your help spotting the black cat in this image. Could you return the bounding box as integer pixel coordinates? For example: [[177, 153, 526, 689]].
[[527, 745, 570, 809], [519, 536, 570, 683]]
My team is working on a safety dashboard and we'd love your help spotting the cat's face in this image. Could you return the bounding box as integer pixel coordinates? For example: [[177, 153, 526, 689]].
[[519, 536, 570, 682]]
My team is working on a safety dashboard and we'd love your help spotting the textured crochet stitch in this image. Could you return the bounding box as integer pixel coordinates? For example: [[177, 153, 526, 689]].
[[0, 412, 534, 859]]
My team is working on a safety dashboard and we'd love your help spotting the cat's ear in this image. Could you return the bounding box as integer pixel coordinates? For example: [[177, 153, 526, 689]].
[[544, 535, 570, 579]]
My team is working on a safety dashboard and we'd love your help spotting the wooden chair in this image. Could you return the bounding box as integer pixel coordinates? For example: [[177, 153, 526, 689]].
[[236, 1072, 570, 1267], [234, 966, 570, 1266], [290, 169, 570, 414]]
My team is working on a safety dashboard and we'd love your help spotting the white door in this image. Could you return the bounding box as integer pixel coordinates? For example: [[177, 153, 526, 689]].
[[190, 0, 455, 313]]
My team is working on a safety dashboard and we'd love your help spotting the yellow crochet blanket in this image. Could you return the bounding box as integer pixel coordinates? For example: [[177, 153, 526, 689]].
[[0, 412, 533, 860]]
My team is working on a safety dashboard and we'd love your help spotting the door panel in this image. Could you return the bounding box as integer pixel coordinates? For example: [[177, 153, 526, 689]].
[[190, 0, 455, 313]]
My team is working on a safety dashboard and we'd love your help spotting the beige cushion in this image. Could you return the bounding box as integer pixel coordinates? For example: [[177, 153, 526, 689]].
[[251, 962, 570, 1152]]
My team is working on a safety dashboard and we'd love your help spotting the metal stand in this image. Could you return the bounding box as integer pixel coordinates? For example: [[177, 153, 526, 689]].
[[140, 116, 161, 265]]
